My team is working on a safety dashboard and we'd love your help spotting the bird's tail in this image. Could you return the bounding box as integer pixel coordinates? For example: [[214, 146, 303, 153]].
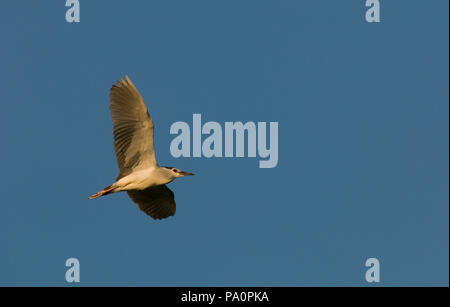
[[88, 185, 114, 200]]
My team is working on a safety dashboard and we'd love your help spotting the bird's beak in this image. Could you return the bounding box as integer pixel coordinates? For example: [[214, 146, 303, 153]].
[[180, 171, 194, 176]]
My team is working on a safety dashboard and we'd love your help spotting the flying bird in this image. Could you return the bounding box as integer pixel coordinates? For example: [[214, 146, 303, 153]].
[[89, 76, 194, 220]]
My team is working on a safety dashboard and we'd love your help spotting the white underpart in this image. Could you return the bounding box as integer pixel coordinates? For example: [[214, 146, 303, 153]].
[[113, 167, 171, 191]]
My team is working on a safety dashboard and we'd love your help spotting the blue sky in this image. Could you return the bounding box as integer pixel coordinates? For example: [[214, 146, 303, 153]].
[[0, 0, 448, 286]]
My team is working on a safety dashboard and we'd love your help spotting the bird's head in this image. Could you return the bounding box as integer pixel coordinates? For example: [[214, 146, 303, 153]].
[[163, 167, 194, 179]]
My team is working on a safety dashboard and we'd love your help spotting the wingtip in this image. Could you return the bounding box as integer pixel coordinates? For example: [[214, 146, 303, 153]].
[[125, 75, 133, 85], [111, 75, 132, 86]]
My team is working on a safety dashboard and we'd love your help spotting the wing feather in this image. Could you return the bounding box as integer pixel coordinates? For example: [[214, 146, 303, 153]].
[[127, 185, 176, 220], [109, 76, 156, 179]]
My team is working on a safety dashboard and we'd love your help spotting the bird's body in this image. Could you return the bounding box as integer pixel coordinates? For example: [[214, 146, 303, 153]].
[[89, 76, 193, 220], [112, 166, 176, 192]]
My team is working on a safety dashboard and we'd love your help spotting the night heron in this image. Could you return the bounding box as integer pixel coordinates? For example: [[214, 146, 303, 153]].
[[89, 76, 194, 220]]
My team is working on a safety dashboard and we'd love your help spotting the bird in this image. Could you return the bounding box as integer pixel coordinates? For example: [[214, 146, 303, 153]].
[[88, 76, 194, 220]]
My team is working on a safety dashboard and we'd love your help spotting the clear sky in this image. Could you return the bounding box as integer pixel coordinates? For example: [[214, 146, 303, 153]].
[[0, 0, 448, 286]]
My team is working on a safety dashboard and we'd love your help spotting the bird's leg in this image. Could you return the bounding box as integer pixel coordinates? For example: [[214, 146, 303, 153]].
[[88, 185, 115, 200]]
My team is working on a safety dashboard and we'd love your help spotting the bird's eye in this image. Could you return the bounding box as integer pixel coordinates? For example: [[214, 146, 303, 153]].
[[172, 169, 178, 173]]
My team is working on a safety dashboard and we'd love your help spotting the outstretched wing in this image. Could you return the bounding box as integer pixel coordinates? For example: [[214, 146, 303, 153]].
[[110, 76, 156, 179], [127, 185, 176, 220]]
